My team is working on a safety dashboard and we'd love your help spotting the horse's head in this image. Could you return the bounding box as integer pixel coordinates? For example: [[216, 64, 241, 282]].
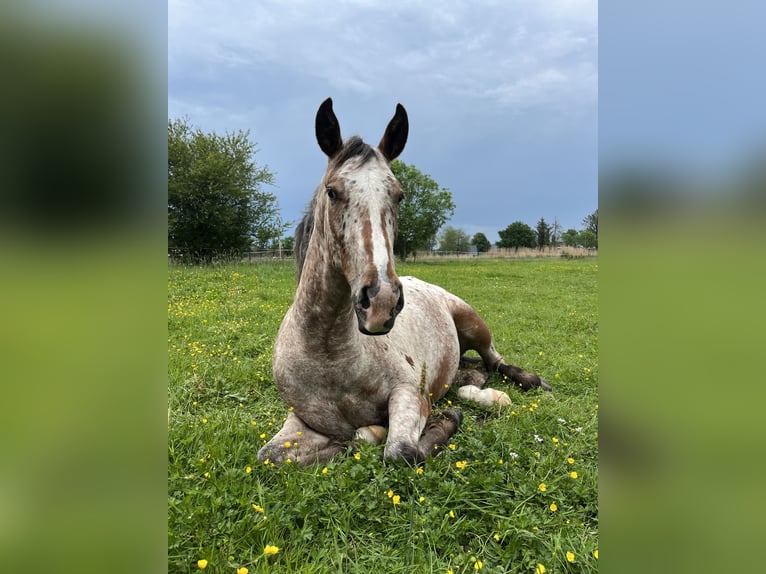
[[310, 97, 409, 335]]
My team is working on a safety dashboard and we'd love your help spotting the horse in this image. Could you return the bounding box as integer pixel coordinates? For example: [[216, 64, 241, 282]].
[[257, 98, 550, 466]]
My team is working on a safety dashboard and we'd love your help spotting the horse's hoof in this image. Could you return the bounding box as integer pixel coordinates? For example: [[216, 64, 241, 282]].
[[442, 408, 463, 427], [384, 442, 420, 465], [540, 378, 552, 392]]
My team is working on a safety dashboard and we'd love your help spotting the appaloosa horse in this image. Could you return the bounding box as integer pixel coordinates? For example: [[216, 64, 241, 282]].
[[258, 98, 549, 466]]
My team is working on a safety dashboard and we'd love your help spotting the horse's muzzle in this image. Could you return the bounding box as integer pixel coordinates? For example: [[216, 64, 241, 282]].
[[353, 280, 404, 335]]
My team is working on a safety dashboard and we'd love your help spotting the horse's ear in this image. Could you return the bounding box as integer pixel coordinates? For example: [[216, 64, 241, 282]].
[[378, 103, 408, 162], [315, 97, 343, 158]]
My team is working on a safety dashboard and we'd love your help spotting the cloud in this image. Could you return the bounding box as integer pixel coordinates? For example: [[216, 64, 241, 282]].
[[169, 0, 596, 112]]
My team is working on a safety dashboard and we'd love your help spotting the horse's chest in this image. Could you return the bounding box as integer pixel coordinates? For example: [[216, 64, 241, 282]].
[[273, 352, 394, 436]]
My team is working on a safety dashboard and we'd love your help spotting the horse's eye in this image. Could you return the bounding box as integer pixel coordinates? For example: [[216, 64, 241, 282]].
[[326, 187, 337, 200]]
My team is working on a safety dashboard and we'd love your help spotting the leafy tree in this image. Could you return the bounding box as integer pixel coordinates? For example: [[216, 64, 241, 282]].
[[497, 221, 536, 250], [391, 160, 455, 259], [471, 232, 491, 253], [438, 226, 471, 252], [577, 229, 597, 249], [582, 209, 598, 247], [168, 118, 281, 262], [561, 228, 579, 247], [535, 217, 552, 249]]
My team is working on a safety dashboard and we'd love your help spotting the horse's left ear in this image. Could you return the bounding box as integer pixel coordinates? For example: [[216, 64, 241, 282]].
[[378, 103, 408, 162]]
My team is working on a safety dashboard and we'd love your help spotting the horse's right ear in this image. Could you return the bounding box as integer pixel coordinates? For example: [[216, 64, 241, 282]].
[[315, 97, 343, 158]]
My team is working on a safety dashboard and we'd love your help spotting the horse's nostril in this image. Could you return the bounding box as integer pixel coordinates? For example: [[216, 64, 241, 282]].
[[394, 288, 405, 316], [360, 286, 371, 310]]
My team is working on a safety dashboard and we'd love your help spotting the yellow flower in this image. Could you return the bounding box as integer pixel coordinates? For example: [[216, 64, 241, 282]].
[[594, 550, 599, 560], [538, 483, 547, 492], [551, 437, 559, 444], [201, 418, 208, 424], [449, 510, 455, 518], [474, 559, 483, 570], [321, 467, 329, 475], [416, 467, 424, 475], [566, 551, 575, 563], [252, 504, 264, 513], [419, 496, 425, 503], [570, 471, 578, 479], [245, 466, 252, 474], [354, 452, 361, 460], [387, 490, 394, 498], [549, 503, 558, 512], [197, 559, 208, 569], [455, 461, 467, 470], [203, 472, 210, 478], [392, 495, 401, 505], [536, 564, 546, 574], [448, 444, 456, 450], [263, 545, 279, 556], [493, 534, 500, 542], [567, 457, 575, 464], [283, 441, 291, 448], [237, 568, 248, 574], [447, 569, 454, 574], [296, 431, 302, 436], [259, 433, 266, 439]]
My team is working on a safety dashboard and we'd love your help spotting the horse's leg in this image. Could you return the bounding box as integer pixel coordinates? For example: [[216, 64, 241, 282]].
[[450, 299, 551, 392], [383, 386, 431, 464], [416, 409, 463, 459], [455, 370, 513, 406], [257, 412, 345, 467]]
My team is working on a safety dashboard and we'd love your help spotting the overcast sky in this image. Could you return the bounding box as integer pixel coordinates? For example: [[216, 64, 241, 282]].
[[169, 0, 597, 241]]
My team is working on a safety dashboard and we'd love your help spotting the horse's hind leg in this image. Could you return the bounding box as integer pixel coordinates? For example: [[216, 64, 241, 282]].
[[257, 412, 345, 467], [450, 299, 551, 392]]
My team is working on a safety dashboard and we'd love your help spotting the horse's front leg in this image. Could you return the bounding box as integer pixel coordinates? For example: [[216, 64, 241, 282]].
[[257, 412, 344, 467], [384, 385, 462, 464]]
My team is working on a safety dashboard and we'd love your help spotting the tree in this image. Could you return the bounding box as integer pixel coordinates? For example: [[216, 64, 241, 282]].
[[391, 160, 455, 259], [535, 217, 552, 249], [577, 229, 597, 249], [471, 232, 491, 253], [582, 209, 598, 247], [497, 221, 536, 250], [561, 228, 579, 247], [168, 118, 281, 262], [550, 219, 563, 246], [438, 226, 470, 252]]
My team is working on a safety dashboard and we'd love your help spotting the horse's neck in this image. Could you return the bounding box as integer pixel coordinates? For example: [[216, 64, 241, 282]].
[[292, 244, 356, 341]]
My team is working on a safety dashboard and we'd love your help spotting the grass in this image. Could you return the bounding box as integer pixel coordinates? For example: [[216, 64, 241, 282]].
[[168, 258, 598, 573]]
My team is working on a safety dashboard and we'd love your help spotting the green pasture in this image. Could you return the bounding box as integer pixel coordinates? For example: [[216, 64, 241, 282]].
[[168, 257, 598, 573]]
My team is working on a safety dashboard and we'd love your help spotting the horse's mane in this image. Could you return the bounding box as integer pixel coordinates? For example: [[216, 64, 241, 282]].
[[295, 136, 377, 282]]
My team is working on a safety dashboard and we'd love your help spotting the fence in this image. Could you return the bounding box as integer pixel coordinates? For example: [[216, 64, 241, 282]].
[[169, 246, 595, 264]]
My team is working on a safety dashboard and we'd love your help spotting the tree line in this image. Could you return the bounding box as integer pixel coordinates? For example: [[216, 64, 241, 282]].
[[168, 120, 596, 262]]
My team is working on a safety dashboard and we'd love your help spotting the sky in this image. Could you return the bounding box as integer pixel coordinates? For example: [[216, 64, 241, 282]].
[[168, 0, 597, 242]]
